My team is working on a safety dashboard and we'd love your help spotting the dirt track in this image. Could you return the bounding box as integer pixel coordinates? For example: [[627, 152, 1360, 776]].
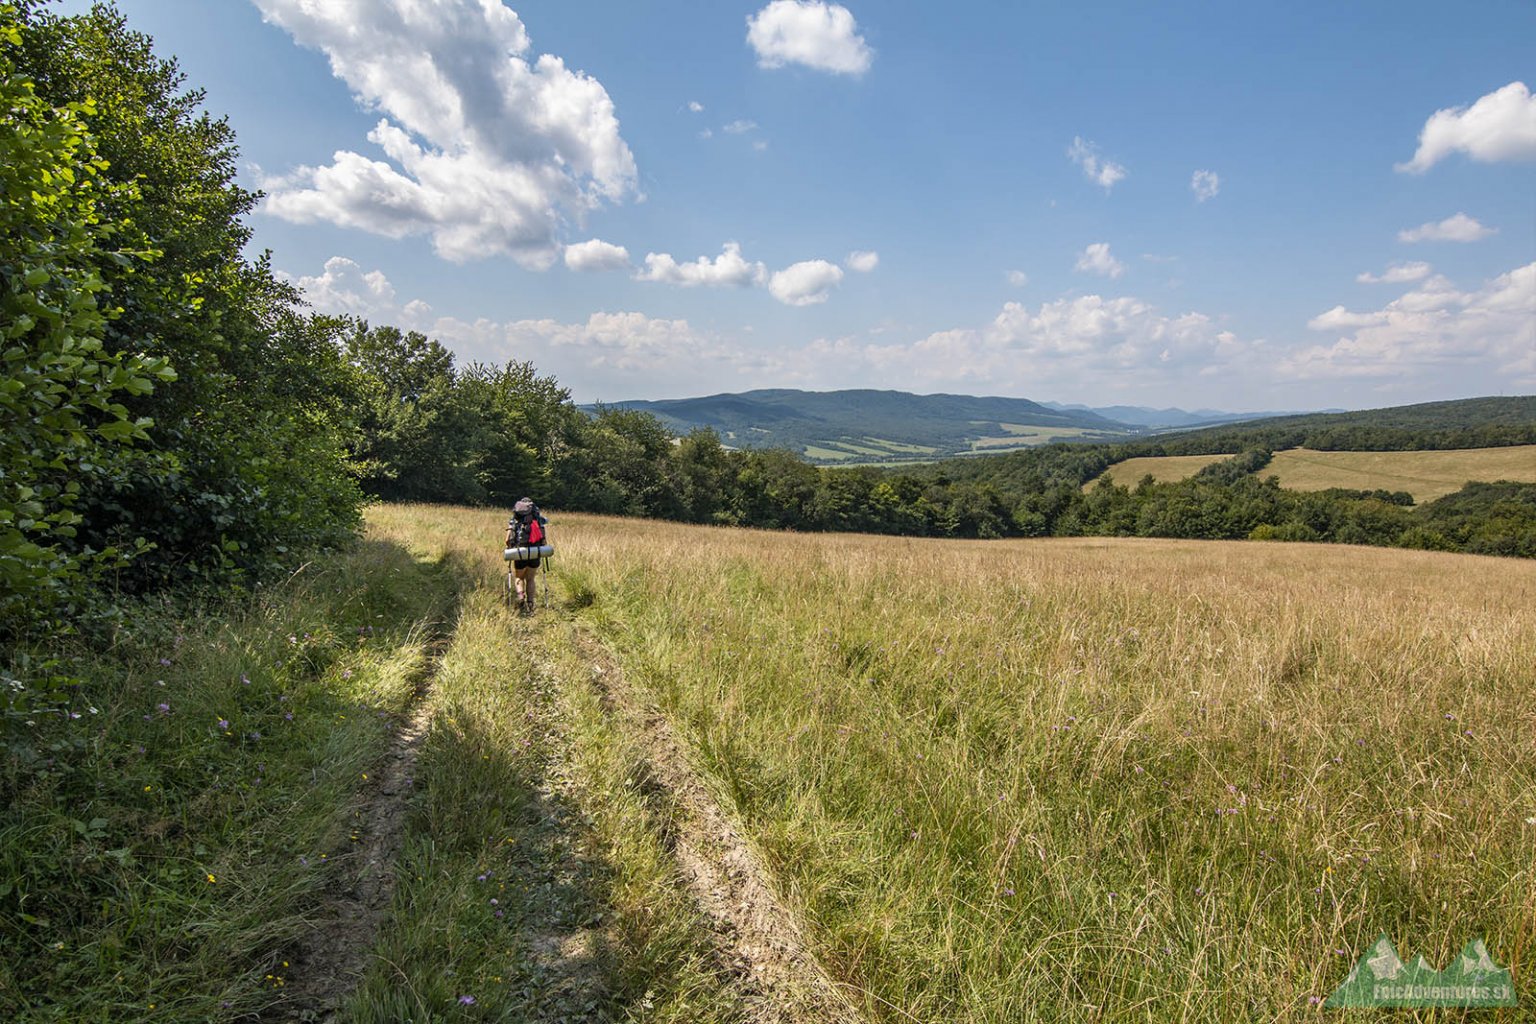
[[566, 626, 864, 1024]]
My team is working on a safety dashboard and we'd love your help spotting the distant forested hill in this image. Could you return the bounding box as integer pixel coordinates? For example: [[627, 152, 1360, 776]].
[[1125, 396, 1536, 454], [590, 388, 1133, 462]]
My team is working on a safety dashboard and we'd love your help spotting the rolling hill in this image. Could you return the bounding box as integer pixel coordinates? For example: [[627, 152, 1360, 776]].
[[591, 388, 1134, 462]]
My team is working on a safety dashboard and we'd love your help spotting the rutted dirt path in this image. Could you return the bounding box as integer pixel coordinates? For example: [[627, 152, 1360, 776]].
[[254, 604, 862, 1023], [563, 626, 865, 1024], [263, 644, 442, 1022]]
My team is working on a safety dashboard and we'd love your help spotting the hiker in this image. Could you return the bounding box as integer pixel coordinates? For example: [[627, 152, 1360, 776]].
[[504, 497, 549, 614]]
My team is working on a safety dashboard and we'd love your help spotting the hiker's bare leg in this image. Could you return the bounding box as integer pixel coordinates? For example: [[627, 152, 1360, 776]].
[[515, 566, 536, 609]]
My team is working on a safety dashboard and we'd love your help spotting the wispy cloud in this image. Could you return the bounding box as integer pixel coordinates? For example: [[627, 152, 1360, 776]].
[[1068, 137, 1127, 191], [1075, 242, 1125, 278], [1397, 213, 1496, 243], [1190, 169, 1220, 202]]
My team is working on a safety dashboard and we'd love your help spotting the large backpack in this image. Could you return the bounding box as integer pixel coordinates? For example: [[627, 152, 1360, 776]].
[[509, 498, 545, 548]]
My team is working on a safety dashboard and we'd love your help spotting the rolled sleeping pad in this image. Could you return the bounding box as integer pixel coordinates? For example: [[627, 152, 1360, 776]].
[[503, 545, 554, 561]]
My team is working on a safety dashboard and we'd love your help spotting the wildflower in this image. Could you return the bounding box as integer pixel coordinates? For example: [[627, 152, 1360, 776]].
[[206, 873, 216, 883], [217, 719, 230, 731], [489, 898, 498, 906], [342, 669, 353, 679], [458, 995, 476, 1005], [247, 731, 261, 741], [283, 712, 294, 721], [159, 658, 171, 667], [241, 675, 250, 686]]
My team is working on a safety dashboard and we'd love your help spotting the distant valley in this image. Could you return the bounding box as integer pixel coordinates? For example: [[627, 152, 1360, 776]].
[[588, 388, 1289, 464]]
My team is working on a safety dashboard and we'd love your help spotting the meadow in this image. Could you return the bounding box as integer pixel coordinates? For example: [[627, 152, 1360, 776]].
[[1090, 453, 1232, 489], [1265, 446, 1536, 501], [380, 506, 1535, 1022], [8, 506, 1532, 1021], [1090, 445, 1536, 500]]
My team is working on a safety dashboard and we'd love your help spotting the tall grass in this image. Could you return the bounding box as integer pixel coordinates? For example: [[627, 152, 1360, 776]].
[[0, 537, 461, 1020], [349, 505, 745, 1022], [372, 505, 1535, 1023]]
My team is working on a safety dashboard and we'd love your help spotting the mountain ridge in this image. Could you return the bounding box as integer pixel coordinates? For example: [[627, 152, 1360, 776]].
[[583, 387, 1264, 463]]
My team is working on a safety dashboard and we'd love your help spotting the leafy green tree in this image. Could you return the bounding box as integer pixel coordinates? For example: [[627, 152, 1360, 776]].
[[0, 10, 172, 636], [14, 2, 362, 591]]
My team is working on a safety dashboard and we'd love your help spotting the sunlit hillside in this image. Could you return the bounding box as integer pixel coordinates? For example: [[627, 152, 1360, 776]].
[[1088, 444, 1536, 501], [373, 504, 1536, 1022]]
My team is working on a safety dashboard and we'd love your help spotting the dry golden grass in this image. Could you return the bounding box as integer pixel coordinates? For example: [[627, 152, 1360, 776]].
[[371, 504, 1536, 1022], [1090, 453, 1231, 488], [1266, 445, 1536, 501]]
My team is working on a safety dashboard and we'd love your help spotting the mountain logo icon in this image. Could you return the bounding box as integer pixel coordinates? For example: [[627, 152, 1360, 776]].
[[1325, 934, 1517, 1008]]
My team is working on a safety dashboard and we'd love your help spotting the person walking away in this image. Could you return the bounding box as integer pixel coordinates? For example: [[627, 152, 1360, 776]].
[[505, 497, 548, 614]]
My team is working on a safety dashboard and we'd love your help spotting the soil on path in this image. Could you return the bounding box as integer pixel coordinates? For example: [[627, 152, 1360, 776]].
[[565, 626, 865, 1024], [261, 650, 439, 1022]]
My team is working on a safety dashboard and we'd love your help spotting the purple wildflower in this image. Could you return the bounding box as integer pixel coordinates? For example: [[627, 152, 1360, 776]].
[[457, 995, 476, 1005], [218, 719, 230, 731]]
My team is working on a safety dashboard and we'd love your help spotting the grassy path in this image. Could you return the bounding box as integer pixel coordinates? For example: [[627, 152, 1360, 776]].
[[343, 509, 765, 1021], [12, 504, 1533, 1021]]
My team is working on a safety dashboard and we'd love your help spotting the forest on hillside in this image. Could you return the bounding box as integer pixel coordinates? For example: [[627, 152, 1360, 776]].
[[4, 0, 1535, 663]]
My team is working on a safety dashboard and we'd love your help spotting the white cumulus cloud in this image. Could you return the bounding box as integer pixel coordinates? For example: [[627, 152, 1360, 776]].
[[1006, 270, 1029, 287], [636, 242, 768, 288], [769, 260, 844, 305], [845, 250, 879, 272], [1284, 263, 1536, 383], [746, 0, 873, 75], [252, 0, 638, 267], [1068, 137, 1127, 191], [1075, 242, 1125, 278], [723, 119, 758, 134], [820, 294, 1251, 393], [564, 239, 631, 272], [1397, 81, 1536, 173], [281, 255, 399, 321], [1356, 262, 1432, 284], [687, 100, 704, 113], [1307, 306, 1388, 331], [1191, 169, 1220, 202], [1397, 212, 1497, 243]]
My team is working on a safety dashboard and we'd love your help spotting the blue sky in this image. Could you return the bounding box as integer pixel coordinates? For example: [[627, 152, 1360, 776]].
[[69, 0, 1536, 409]]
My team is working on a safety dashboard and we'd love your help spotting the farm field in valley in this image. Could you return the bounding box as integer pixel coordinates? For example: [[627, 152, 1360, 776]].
[[1090, 445, 1536, 499], [1264, 445, 1536, 501], [1090, 453, 1231, 488], [371, 505, 1535, 1022]]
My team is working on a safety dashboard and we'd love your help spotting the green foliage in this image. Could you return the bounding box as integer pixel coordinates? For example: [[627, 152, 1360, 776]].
[[0, 535, 461, 1018], [345, 322, 577, 506], [0, 12, 173, 639], [9, 2, 364, 603]]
